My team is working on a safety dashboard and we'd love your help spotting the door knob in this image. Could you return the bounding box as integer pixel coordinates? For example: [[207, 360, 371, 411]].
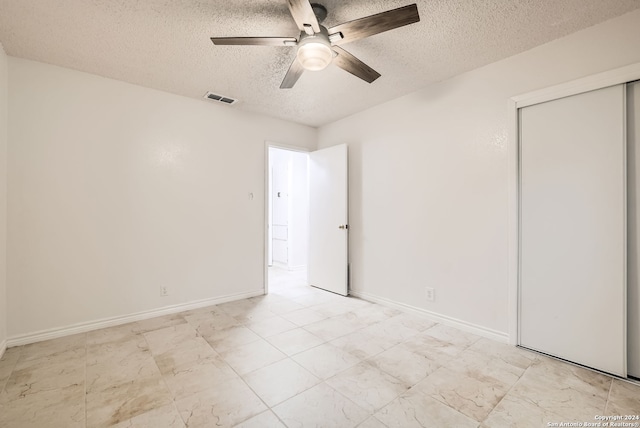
[[339, 225, 349, 230]]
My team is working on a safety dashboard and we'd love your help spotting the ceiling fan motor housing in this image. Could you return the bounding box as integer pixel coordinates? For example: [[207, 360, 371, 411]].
[[296, 26, 333, 71], [310, 3, 328, 23]]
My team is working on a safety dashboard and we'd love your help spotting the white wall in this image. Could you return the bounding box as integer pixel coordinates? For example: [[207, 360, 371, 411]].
[[0, 44, 7, 352], [289, 151, 308, 270], [318, 9, 640, 336], [7, 58, 317, 338]]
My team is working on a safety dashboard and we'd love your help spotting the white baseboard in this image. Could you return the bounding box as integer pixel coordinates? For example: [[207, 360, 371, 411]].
[[350, 290, 510, 344], [269, 264, 306, 272], [6, 289, 265, 348], [271, 262, 288, 269], [0, 339, 6, 360]]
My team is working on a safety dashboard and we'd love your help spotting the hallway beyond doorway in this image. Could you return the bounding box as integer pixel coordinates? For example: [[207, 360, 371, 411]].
[[268, 266, 311, 299]]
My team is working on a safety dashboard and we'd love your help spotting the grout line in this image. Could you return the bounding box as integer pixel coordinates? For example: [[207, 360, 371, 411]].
[[0, 345, 23, 396], [604, 376, 614, 414], [215, 345, 274, 425], [320, 379, 377, 425], [147, 332, 185, 427], [481, 358, 535, 424]]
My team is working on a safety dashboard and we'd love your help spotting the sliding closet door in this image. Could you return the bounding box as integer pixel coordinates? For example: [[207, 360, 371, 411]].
[[628, 80, 640, 379], [520, 84, 627, 377]]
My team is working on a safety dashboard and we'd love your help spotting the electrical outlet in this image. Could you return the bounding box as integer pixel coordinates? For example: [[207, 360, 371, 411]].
[[160, 286, 169, 297], [425, 287, 435, 302]]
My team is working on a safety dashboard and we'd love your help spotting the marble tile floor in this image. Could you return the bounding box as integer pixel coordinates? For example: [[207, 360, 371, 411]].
[[0, 267, 638, 427]]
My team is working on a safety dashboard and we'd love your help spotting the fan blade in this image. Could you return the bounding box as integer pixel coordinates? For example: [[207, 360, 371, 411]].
[[280, 58, 305, 89], [286, 0, 321, 33], [332, 46, 381, 83], [210, 37, 297, 46], [328, 4, 419, 45]]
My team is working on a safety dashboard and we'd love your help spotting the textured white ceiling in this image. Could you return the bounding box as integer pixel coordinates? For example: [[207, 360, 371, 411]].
[[1, 0, 639, 127]]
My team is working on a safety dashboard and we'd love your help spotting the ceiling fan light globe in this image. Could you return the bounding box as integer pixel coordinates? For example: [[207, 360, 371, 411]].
[[297, 40, 333, 71]]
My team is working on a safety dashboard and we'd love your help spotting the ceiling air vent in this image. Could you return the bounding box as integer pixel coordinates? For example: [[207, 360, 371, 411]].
[[204, 91, 238, 105]]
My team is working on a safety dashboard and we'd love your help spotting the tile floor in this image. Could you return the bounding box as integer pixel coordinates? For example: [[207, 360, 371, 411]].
[[0, 268, 639, 427]]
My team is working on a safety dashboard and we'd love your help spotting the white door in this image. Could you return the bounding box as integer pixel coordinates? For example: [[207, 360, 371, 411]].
[[308, 144, 348, 296], [519, 84, 627, 377], [628, 80, 640, 378]]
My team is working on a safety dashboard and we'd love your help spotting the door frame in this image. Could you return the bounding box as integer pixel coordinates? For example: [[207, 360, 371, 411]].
[[507, 62, 640, 345], [264, 141, 311, 295]]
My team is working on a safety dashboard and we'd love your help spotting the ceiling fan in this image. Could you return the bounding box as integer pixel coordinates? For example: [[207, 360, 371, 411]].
[[210, 0, 420, 89]]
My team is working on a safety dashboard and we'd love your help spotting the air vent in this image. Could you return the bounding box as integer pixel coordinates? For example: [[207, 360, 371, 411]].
[[204, 91, 238, 105]]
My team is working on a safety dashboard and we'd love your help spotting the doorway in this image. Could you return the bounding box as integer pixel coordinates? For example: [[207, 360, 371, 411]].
[[265, 143, 350, 296], [267, 146, 310, 291]]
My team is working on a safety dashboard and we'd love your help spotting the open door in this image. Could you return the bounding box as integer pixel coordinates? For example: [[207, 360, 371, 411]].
[[308, 144, 348, 296]]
